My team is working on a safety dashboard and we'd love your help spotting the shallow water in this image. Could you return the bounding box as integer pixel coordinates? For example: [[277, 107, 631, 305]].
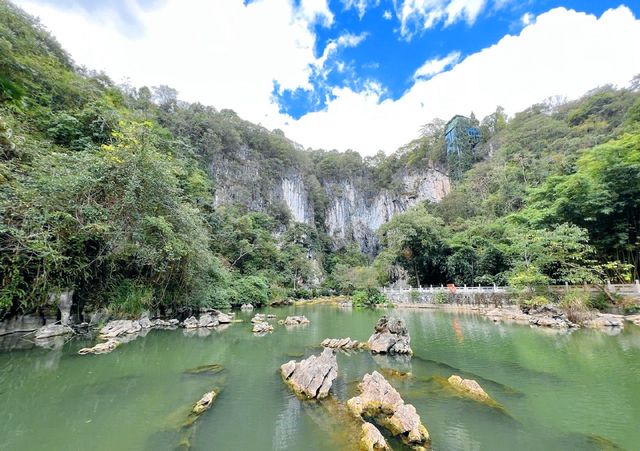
[[1, 306, 639, 451]]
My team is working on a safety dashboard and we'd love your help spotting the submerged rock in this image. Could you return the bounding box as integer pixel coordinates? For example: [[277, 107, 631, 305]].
[[192, 390, 218, 416], [361, 422, 390, 451], [279, 315, 310, 326], [280, 347, 338, 399], [100, 320, 142, 338], [252, 321, 273, 334], [447, 375, 493, 402], [321, 337, 363, 350], [184, 363, 224, 375], [78, 339, 120, 355], [367, 316, 412, 355], [348, 371, 429, 448], [379, 367, 412, 380], [35, 324, 73, 340]]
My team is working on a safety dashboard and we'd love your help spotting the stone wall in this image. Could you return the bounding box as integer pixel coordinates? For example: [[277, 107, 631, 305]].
[[385, 290, 514, 306]]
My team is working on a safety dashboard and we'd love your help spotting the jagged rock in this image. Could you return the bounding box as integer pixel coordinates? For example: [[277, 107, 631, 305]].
[[182, 316, 199, 329], [100, 320, 142, 338], [252, 321, 273, 333], [367, 316, 412, 355], [152, 318, 179, 328], [321, 337, 362, 349], [251, 313, 267, 324], [192, 390, 218, 415], [447, 375, 492, 402], [198, 313, 220, 328], [139, 312, 153, 329], [78, 339, 120, 355], [240, 303, 254, 311], [51, 290, 74, 326], [348, 371, 429, 448], [279, 315, 310, 326], [280, 347, 338, 399], [34, 324, 73, 340], [361, 422, 390, 451]]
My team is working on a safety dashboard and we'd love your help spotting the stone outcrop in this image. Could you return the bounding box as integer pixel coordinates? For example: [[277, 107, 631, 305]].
[[626, 314, 640, 326], [280, 347, 338, 399], [279, 315, 310, 326], [321, 337, 363, 350], [348, 371, 429, 448], [251, 313, 267, 324], [100, 320, 142, 338], [361, 422, 390, 451], [182, 316, 199, 328], [138, 312, 153, 329], [367, 316, 412, 355], [240, 303, 254, 311], [583, 313, 625, 329], [152, 318, 180, 328], [198, 313, 220, 328], [34, 324, 73, 340]]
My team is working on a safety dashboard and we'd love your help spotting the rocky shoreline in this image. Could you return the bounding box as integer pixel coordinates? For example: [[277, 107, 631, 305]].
[[395, 302, 638, 331]]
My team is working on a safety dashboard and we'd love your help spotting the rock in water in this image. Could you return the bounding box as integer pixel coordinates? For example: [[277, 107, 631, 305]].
[[348, 371, 429, 448], [251, 313, 267, 324], [181, 316, 199, 329], [447, 375, 491, 401], [367, 316, 412, 355], [215, 311, 234, 324], [280, 348, 338, 399], [361, 422, 390, 451], [320, 337, 362, 350], [240, 303, 254, 311], [35, 324, 73, 340], [138, 312, 153, 329], [192, 390, 218, 415], [279, 315, 310, 326], [252, 321, 273, 334], [198, 313, 220, 328]]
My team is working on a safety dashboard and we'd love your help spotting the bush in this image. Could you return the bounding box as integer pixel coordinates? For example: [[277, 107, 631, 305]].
[[352, 288, 387, 307], [433, 292, 449, 304], [520, 295, 550, 312], [559, 291, 593, 325], [231, 276, 270, 307], [587, 293, 612, 311]]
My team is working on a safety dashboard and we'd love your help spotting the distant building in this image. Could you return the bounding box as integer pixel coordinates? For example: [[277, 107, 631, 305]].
[[444, 115, 480, 154]]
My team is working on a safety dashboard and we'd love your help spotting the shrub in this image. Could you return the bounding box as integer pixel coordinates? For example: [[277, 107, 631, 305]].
[[231, 276, 270, 307], [587, 293, 612, 312], [520, 295, 550, 312], [433, 292, 449, 304], [352, 288, 387, 307], [559, 291, 593, 325]]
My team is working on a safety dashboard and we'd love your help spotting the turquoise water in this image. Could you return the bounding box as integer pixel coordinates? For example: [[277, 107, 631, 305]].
[[1, 306, 639, 450]]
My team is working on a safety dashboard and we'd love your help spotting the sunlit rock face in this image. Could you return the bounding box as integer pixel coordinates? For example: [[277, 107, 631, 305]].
[[281, 175, 314, 225]]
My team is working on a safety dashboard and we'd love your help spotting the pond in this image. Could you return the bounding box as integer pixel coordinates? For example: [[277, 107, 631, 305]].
[[1, 305, 639, 450]]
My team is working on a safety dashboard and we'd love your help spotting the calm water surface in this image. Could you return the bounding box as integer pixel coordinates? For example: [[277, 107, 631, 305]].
[[1, 305, 639, 451]]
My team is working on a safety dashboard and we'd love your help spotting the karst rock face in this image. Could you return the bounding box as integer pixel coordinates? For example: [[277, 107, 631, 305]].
[[280, 348, 338, 399], [210, 148, 449, 255], [367, 316, 413, 355]]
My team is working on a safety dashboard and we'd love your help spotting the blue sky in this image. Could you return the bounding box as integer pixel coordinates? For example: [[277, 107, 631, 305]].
[[15, 0, 640, 154]]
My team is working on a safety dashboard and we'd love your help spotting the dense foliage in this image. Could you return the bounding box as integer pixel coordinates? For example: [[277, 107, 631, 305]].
[[1, 3, 638, 319]]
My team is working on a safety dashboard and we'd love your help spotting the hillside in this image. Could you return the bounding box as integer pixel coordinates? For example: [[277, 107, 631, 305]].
[[1, 2, 639, 319]]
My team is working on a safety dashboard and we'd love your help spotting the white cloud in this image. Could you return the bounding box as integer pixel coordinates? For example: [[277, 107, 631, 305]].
[[398, 0, 488, 39], [414, 51, 461, 79], [14, 2, 640, 157], [521, 12, 534, 26], [314, 32, 368, 72], [341, 0, 380, 19], [383, 9, 393, 20]]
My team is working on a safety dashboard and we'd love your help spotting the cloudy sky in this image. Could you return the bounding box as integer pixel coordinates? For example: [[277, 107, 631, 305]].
[[14, 0, 640, 155]]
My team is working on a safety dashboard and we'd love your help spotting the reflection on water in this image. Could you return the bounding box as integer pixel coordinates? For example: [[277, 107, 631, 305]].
[[0, 305, 639, 451]]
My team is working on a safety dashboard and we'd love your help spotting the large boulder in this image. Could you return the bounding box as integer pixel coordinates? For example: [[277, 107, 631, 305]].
[[583, 313, 625, 329], [182, 316, 199, 329], [280, 347, 338, 399], [215, 311, 234, 324], [367, 316, 412, 355], [138, 312, 153, 329], [240, 303, 254, 311], [251, 313, 267, 324], [348, 371, 429, 448], [34, 324, 73, 340], [100, 320, 142, 338], [361, 422, 390, 451]]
